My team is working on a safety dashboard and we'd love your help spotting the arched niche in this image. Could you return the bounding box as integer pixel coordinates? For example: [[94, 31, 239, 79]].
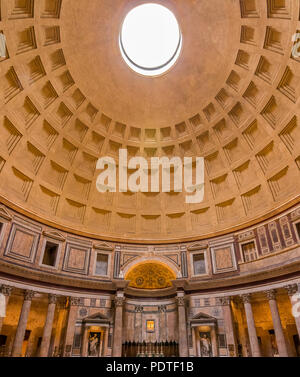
[[124, 260, 178, 289]]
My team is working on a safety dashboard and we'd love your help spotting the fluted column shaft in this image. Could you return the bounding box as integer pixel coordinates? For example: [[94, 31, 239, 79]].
[[242, 294, 261, 357], [112, 295, 125, 357], [266, 290, 288, 357], [12, 290, 35, 357], [40, 294, 58, 357], [158, 305, 166, 343], [176, 293, 189, 357], [191, 327, 197, 356], [220, 296, 237, 357], [102, 327, 109, 357], [134, 305, 143, 343], [0, 285, 13, 334], [63, 297, 80, 356], [211, 325, 219, 357], [286, 285, 300, 339], [81, 324, 89, 357], [52, 300, 67, 356]]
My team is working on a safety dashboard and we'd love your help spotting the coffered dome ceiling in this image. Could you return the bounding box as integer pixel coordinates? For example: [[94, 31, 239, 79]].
[[0, 0, 299, 243]]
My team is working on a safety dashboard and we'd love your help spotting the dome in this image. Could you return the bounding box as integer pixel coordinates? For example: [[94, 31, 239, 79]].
[[0, 0, 300, 360], [0, 0, 299, 243]]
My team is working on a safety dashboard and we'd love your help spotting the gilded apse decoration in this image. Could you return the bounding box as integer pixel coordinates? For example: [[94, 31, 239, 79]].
[[125, 263, 176, 290]]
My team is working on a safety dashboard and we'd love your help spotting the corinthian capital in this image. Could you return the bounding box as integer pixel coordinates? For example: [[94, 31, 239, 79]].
[[219, 296, 231, 306], [115, 297, 125, 307], [176, 296, 185, 307], [135, 305, 143, 313], [266, 289, 276, 301], [49, 294, 59, 304], [1, 285, 13, 297], [285, 284, 298, 297], [24, 290, 35, 301], [69, 297, 81, 306], [158, 305, 167, 313], [241, 294, 252, 304]]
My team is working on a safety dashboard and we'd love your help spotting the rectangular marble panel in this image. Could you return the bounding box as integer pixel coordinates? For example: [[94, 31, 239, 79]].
[[4, 222, 40, 263], [211, 243, 237, 274], [63, 242, 90, 275]]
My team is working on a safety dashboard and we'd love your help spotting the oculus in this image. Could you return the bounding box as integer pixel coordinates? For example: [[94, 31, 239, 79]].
[[119, 3, 182, 76]]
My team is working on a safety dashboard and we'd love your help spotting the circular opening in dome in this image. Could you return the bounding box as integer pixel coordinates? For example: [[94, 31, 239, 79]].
[[119, 3, 182, 76]]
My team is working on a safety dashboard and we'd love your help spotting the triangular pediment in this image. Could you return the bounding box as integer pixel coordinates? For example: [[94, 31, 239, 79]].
[[93, 242, 113, 251], [83, 312, 109, 323], [43, 231, 66, 242], [188, 242, 208, 251], [0, 206, 12, 222], [191, 312, 217, 323], [192, 312, 214, 320]]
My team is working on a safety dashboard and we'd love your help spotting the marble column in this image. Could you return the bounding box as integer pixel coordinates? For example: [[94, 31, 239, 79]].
[[11, 290, 35, 357], [196, 330, 201, 356], [0, 285, 13, 334], [135, 305, 143, 343], [63, 297, 80, 357], [81, 324, 89, 357], [176, 293, 189, 357], [99, 332, 104, 357], [266, 290, 288, 357], [242, 294, 261, 357], [220, 296, 237, 357], [112, 295, 125, 357], [191, 327, 197, 356], [158, 305, 166, 343], [233, 298, 249, 357], [102, 326, 109, 357], [40, 294, 58, 357], [52, 298, 67, 356], [211, 325, 219, 357], [285, 284, 300, 339]]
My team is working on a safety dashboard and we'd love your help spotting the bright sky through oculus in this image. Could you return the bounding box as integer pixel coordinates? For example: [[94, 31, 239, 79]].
[[120, 4, 182, 76]]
